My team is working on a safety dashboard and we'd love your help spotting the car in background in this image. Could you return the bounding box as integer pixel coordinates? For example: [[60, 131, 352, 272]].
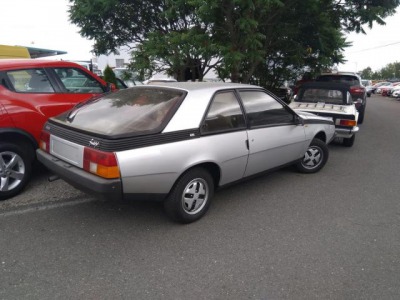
[[361, 79, 373, 97], [270, 86, 293, 104], [109, 68, 143, 87], [392, 88, 400, 98], [290, 82, 359, 147], [381, 82, 400, 96], [37, 82, 335, 223], [316, 72, 367, 124], [0, 59, 114, 200], [99, 75, 144, 89], [390, 85, 400, 98], [371, 81, 391, 94]]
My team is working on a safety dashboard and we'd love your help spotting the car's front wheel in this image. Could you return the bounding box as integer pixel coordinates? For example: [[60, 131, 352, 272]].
[[164, 168, 214, 223], [0, 143, 32, 200], [296, 138, 329, 173]]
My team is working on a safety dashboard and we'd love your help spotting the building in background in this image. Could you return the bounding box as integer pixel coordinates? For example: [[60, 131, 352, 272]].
[[95, 46, 131, 72]]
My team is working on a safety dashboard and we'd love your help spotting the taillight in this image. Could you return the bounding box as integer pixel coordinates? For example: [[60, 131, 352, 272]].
[[83, 147, 120, 179], [336, 119, 357, 127], [350, 86, 365, 94], [39, 130, 50, 153]]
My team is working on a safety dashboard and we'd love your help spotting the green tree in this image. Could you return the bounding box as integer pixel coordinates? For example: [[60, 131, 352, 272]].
[[379, 62, 400, 80], [69, 0, 220, 81], [360, 67, 373, 79], [69, 0, 400, 86], [103, 65, 117, 85]]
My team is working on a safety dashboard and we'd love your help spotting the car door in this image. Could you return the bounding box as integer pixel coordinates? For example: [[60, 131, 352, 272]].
[[200, 91, 249, 185], [238, 89, 307, 177], [3, 68, 75, 140]]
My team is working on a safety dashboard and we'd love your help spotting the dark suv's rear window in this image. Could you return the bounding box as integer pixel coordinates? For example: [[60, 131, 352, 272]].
[[316, 75, 360, 86], [299, 88, 345, 104], [56, 87, 185, 136]]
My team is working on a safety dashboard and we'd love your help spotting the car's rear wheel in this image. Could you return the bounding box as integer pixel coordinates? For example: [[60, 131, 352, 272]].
[[343, 134, 355, 147], [0, 143, 32, 200], [358, 104, 366, 124], [296, 138, 328, 173], [164, 168, 214, 223]]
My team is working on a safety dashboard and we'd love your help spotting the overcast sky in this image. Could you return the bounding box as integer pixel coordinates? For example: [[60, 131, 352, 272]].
[[1, 0, 94, 61], [1, 0, 399, 72]]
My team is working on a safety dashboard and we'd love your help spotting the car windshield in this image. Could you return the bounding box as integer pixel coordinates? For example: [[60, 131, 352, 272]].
[[57, 87, 185, 136], [298, 88, 345, 104]]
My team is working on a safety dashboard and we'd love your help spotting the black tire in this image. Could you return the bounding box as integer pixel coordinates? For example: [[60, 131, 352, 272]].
[[358, 110, 364, 124], [343, 134, 355, 147], [164, 167, 214, 223], [296, 138, 329, 174], [0, 142, 33, 200], [358, 102, 366, 124]]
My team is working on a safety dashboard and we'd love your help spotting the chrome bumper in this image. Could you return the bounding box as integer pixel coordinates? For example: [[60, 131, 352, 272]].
[[335, 126, 359, 138]]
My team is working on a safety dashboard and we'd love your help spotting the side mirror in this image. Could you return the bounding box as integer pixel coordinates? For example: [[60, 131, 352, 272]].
[[295, 115, 304, 126], [105, 82, 117, 92]]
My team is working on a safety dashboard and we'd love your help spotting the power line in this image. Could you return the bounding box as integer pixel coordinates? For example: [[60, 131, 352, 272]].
[[348, 41, 400, 54]]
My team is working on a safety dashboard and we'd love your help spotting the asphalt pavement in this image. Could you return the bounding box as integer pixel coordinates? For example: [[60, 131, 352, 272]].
[[1, 95, 399, 299]]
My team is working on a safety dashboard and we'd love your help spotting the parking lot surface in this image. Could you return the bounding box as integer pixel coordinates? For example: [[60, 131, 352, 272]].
[[1, 94, 399, 299]]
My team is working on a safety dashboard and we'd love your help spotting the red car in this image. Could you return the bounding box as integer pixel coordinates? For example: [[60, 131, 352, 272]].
[[0, 59, 113, 200]]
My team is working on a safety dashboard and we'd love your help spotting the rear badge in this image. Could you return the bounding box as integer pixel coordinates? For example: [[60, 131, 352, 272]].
[[89, 139, 100, 148]]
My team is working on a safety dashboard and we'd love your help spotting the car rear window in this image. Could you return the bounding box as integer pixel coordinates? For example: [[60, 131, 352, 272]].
[[316, 75, 359, 86], [57, 87, 185, 136], [299, 88, 345, 104]]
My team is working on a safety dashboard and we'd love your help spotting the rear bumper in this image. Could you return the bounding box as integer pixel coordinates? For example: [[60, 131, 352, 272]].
[[335, 126, 359, 138], [37, 149, 123, 201]]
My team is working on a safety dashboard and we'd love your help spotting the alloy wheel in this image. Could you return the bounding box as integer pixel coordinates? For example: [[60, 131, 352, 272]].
[[181, 178, 209, 215], [301, 146, 323, 170], [0, 151, 26, 192]]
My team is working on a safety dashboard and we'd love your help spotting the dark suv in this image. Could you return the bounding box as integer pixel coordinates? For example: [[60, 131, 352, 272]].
[[0, 59, 113, 200], [316, 72, 367, 123]]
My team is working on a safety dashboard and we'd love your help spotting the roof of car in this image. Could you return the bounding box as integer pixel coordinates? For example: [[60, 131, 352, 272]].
[[0, 59, 86, 70], [299, 82, 352, 91], [142, 81, 259, 92], [319, 71, 359, 76]]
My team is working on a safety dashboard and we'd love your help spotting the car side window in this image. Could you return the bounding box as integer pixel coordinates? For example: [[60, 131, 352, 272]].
[[202, 91, 246, 133], [54, 67, 104, 93], [239, 90, 294, 127], [6, 69, 55, 93]]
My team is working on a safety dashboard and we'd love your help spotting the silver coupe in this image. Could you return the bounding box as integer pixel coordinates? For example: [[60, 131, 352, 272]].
[[37, 82, 335, 223]]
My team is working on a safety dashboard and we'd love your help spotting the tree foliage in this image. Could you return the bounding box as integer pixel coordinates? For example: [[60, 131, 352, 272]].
[[103, 65, 117, 85], [360, 62, 400, 80], [360, 67, 374, 79], [69, 0, 400, 87]]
